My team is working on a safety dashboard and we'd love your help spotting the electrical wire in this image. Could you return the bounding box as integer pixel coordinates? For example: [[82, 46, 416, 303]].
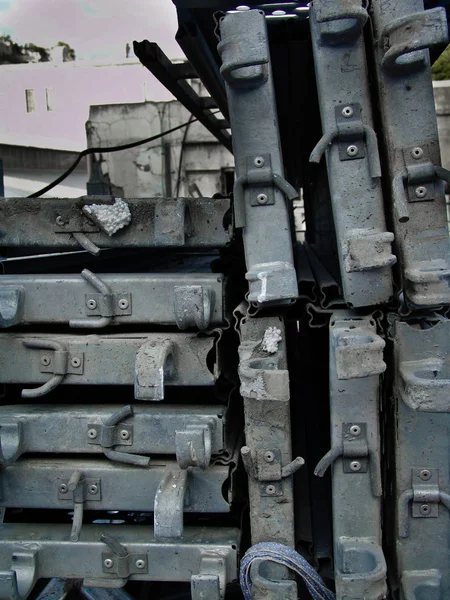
[[27, 116, 202, 198]]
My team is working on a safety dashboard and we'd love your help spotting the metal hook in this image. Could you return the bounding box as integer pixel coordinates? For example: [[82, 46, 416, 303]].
[[21, 338, 68, 398], [70, 269, 113, 329]]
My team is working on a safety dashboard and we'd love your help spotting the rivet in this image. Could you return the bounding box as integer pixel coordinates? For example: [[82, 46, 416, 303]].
[[118, 298, 129, 310], [88, 428, 98, 439], [40, 355, 51, 366], [346, 145, 359, 157], [342, 106, 354, 118], [350, 461, 361, 472], [135, 559, 146, 569], [87, 299, 97, 310], [55, 216, 65, 226], [350, 425, 361, 436], [257, 193, 268, 205], [411, 147, 424, 160], [265, 484, 276, 495], [264, 451, 275, 463], [420, 469, 431, 481], [89, 484, 98, 495], [120, 429, 130, 441], [420, 504, 431, 515], [59, 484, 68, 494], [415, 186, 427, 199], [254, 157, 265, 168], [104, 558, 113, 569], [71, 357, 81, 368]]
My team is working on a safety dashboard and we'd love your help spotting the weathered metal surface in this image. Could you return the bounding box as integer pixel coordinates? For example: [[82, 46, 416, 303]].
[[309, 1, 395, 307], [0, 197, 231, 249], [370, 0, 450, 307], [0, 333, 215, 395], [391, 318, 450, 597], [0, 273, 224, 329], [0, 524, 239, 595], [0, 458, 230, 513], [0, 404, 225, 467], [217, 10, 298, 306]]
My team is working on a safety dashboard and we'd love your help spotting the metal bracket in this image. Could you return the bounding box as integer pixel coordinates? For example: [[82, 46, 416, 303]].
[[87, 405, 150, 467], [175, 421, 215, 469], [173, 285, 213, 331], [100, 532, 148, 579], [0, 421, 23, 467], [191, 554, 228, 600], [0, 287, 24, 328], [380, 8, 448, 74], [21, 338, 83, 398], [398, 469, 450, 537], [315, 0, 368, 42], [134, 340, 175, 401], [241, 446, 304, 497], [58, 470, 101, 542], [0, 552, 36, 600], [333, 324, 386, 380], [310, 103, 381, 179], [315, 423, 382, 497], [154, 467, 188, 540]]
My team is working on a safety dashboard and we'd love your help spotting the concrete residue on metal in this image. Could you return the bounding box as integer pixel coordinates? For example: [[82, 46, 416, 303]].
[[262, 326, 282, 354], [83, 198, 131, 236]]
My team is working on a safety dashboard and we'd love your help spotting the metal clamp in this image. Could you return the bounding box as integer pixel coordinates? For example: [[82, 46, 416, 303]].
[[315, 0, 368, 42], [0, 421, 23, 467], [21, 338, 83, 398], [0, 552, 36, 600], [70, 269, 131, 328], [0, 286, 24, 328], [241, 446, 304, 497], [175, 421, 215, 469], [233, 154, 299, 228], [315, 423, 382, 497], [87, 405, 151, 467], [101, 532, 148, 579], [173, 285, 213, 331], [310, 103, 381, 179], [398, 469, 450, 538], [191, 554, 228, 600], [380, 8, 448, 74], [134, 340, 175, 401], [58, 470, 102, 542], [154, 467, 188, 540]]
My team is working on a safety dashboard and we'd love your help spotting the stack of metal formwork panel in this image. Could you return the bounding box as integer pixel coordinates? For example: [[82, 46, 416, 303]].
[[0, 195, 240, 599]]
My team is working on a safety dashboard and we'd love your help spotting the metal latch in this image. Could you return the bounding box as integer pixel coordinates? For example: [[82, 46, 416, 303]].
[[87, 405, 150, 467], [21, 338, 83, 399], [310, 103, 381, 179], [315, 423, 382, 497], [241, 446, 304, 497], [398, 469, 450, 538], [58, 470, 102, 542], [101, 532, 148, 578], [173, 285, 213, 331], [175, 420, 215, 469], [315, 0, 368, 42]]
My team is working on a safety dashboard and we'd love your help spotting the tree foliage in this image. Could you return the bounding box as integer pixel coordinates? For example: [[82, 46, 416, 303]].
[[432, 44, 450, 81]]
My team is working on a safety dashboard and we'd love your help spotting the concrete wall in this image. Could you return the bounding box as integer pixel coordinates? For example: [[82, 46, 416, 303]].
[[434, 80, 450, 169], [86, 100, 234, 198]]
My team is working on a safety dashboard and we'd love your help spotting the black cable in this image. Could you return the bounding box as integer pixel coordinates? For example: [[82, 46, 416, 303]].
[[175, 113, 196, 198], [27, 116, 201, 198]]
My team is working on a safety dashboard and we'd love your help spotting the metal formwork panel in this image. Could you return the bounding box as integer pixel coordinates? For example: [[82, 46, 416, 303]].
[[392, 319, 450, 598], [0, 404, 226, 468], [0, 524, 239, 600], [0, 197, 231, 249], [318, 312, 387, 599], [309, 1, 395, 307], [217, 9, 298, 306], [0, 333, 215, 398], [0, 458, 230, 513], [370, 0, 450, 307], [0, 273, 224, 329]]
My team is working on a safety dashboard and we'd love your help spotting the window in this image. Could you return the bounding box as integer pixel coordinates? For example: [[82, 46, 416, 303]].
[[45, 87, 55, 111], [25, 89, 35, 113]]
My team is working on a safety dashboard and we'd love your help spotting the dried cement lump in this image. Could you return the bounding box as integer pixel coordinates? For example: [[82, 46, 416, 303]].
[[83, 198, 132, 236]]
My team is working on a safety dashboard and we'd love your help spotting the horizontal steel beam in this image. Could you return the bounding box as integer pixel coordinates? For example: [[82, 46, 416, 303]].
[[0, 273, 224, 329], [0, 458, 230, 513], [0, 404, 226, 466], [0, 197, 230, 250]]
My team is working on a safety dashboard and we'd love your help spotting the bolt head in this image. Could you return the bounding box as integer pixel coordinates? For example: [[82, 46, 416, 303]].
[[118, 298, 129, 310], [40, 355, 51, 366], [346, 145, 359, 157], [420, 469, 431, 481], [257, 193, 268, 205], [88, 428, 98, 439], [87, 299, 97, 310], [415, 186, 427, 199], [104, 558, 113, 569], [135, 559, 145, 569], [411, 147, 424, 160], [89, 484, 98, 495], [254, 156, 265, 168], [420, 504, 431, 515], [350, 425, 361, 436], [71, 357, 81, 368], [59, 484, 68, 494], [119, 429, 130, 440], [342, 106, 354, 118], [265, 484, 276, 495], [350, 461, 361, 472], [264, 451, 275, 463], [56, 216, 65, 226]]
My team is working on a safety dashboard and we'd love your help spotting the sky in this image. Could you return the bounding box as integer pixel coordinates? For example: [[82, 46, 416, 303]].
[[0, 0, 182, 61]]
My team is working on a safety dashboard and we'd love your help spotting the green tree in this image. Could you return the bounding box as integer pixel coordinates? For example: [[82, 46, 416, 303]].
[[432, 44, 450, 80]]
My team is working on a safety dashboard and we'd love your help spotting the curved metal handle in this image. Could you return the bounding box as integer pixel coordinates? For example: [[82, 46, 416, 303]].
[[70, 269, 113, 329], [21, 338, 67, 398], [72, 231, 101, 255], [103, 405, 151, 467]]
